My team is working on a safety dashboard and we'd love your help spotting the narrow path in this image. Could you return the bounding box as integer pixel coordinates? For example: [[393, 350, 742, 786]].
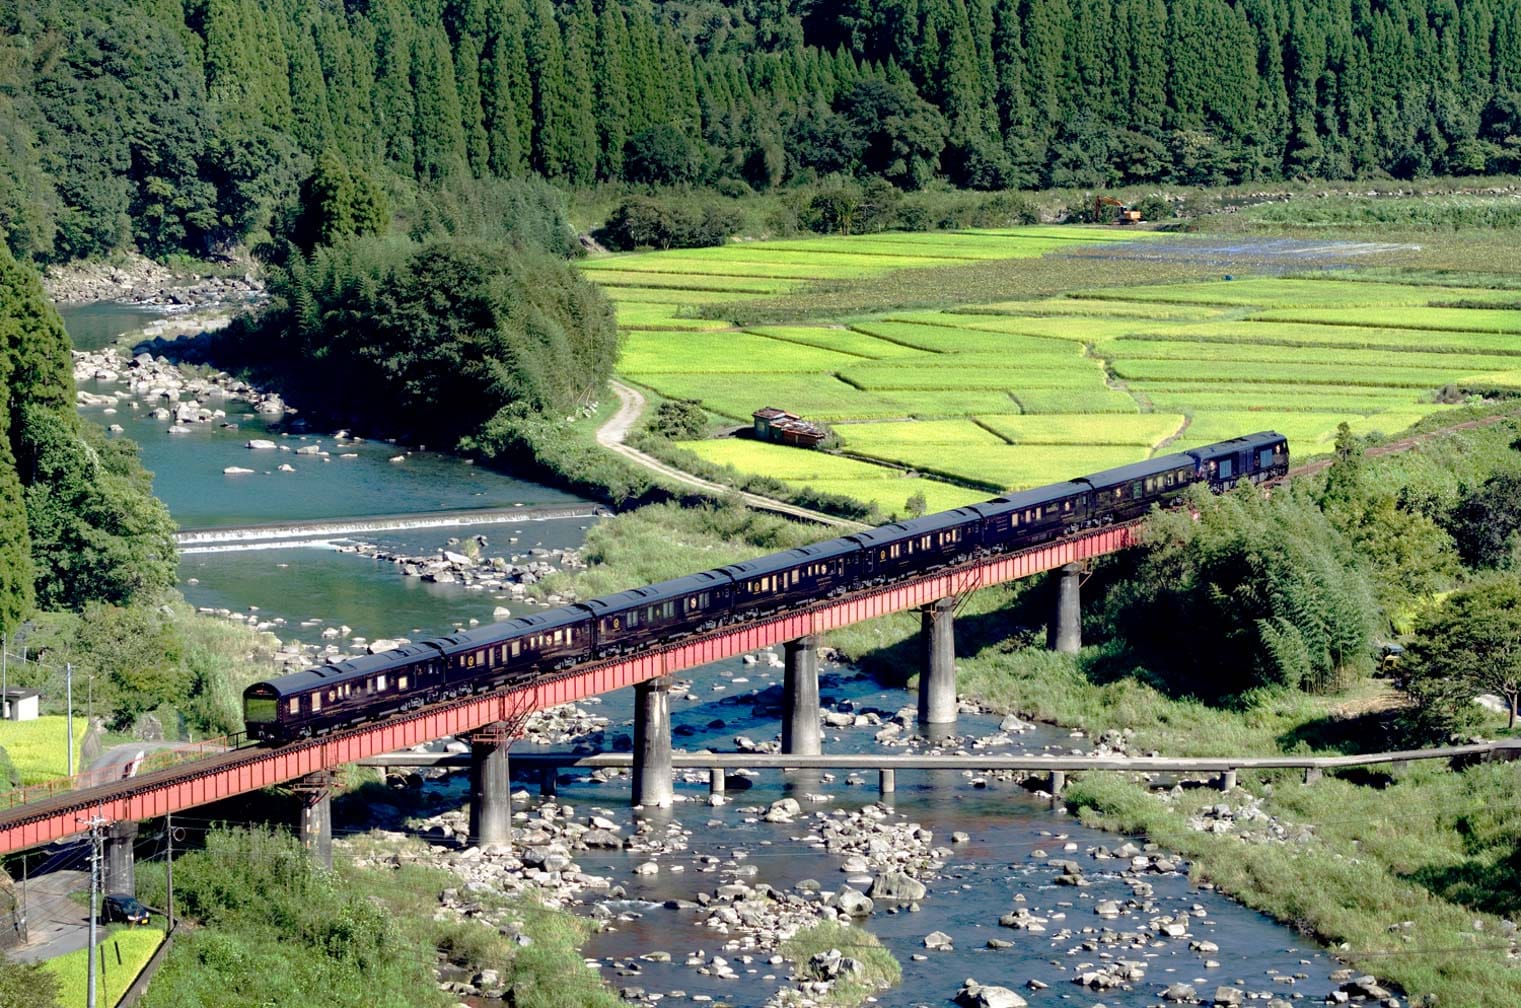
[[598, 380, 871, 532]]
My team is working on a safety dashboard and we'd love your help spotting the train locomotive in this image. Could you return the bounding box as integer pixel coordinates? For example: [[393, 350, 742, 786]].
[[243, 431, 1287, 740]]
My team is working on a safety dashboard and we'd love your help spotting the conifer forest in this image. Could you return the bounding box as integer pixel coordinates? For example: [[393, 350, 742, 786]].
[[2, 0, 1521, 264]]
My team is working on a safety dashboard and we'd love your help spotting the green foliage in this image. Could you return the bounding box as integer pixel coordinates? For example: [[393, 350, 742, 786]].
[[8, 0, 1521, 262], [0, 242, 174, 622], [1444, 468, 1521, 569], [236, 236, 618, 450], [779, 921, 900, 1005], [0, 957, 61, 1008], [138, 828, 446, 1008], [407, 175, 577, 257], [645, 399, 708, 440], [600, 196, 741, 251], [1402, 573, 1521, 735], [285, 151, 390, 252], [1318, 425, 1461, 614], [1103, 483, 1380, 700]]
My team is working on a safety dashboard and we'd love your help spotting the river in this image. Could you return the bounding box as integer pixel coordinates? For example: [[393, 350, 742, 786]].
[[61, 302, 1336, 1007]]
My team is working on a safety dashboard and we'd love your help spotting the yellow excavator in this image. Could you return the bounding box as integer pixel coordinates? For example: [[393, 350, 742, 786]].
[[1094, 195, 1143, 224]]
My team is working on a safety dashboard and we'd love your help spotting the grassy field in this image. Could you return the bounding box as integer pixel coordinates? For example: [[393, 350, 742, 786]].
[[45, 925, 165, 1006], [0, 715, 88, 784], [584, 226, 1521, 515]]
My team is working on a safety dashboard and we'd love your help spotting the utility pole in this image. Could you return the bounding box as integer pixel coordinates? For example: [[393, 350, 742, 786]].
[[83, 815, 106, 1008], [165, 812, 175, 931], [66, 663, 74, 778], [2, 630, 8, 720]]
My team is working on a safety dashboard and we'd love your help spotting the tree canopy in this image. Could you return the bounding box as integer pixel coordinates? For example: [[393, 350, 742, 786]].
[[225, 235, 619, 449], [5, 0, 1521, 262], [0, 242, 176, 632], [1403, 573, 1521, 733]]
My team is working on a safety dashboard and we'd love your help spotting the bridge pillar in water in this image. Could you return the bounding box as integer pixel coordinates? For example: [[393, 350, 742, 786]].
[[104, 820, 138, 895], [469, 723, 513, 849], [782, 635, 822, 756], [1048, 563, 1082, 654], [296, 771, 333, 870], [633, 676, 674, 808], [918, 597, 957, 725]]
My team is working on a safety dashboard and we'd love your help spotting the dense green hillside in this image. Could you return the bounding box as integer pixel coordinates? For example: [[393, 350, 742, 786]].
[[2, 0, 1520, 263], [0, 243, 176, 634]]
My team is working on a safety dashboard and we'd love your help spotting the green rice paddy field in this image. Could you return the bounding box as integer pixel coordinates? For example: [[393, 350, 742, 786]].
[[581, 227, 1521, 517]]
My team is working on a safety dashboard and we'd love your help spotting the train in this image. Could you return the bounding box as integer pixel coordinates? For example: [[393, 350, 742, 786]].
[[242, 431, 1288, 741]]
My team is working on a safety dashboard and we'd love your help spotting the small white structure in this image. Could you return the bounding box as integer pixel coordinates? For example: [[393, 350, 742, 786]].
[[1, 689, 39, 722]]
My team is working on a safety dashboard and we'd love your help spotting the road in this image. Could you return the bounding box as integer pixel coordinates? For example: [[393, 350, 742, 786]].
[[7, 742, 180, 962], [598, 380, 870, 532]]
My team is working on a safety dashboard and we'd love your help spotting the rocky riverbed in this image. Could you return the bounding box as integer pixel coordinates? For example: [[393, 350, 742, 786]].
[[320, 663, 1374, 1008], [45, 253, 263, 306]]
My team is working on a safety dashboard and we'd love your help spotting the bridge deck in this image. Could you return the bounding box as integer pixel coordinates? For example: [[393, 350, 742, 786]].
[[361, 740, 1521, 773], [0, 525, 1135, 854]]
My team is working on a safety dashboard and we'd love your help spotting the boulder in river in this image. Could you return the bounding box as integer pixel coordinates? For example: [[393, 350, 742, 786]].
[[954, 979, 1027, 1008], [245, 439, 276, 450], [834, 886, 873, 917], [868, 870, 927, 902], [222, 466, 255, 475]]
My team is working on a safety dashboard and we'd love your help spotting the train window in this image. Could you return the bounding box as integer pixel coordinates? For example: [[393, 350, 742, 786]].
[[700, 591, 710, 607], [289, 697, 300, 714], [792, 571, 800, 585], [1034, 506, 1042, 519], [1144, 478, 1152, 492], [1131, 481, 1143, 499], [552, 629, 563, 644], [377, 674, 387, 691], [342, 684, 351, 697], [1011, 513, 1020, 527], [327, 689, 337, 702], [311, 693, 322, 712], [398, 675, 408, 690], [1063, 499, 1072, 512], [1219, 458, 1234, 478], [1258, 448, 1274, 467]]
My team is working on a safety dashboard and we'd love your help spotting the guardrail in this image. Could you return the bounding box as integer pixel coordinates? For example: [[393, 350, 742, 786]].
[[0, 734, 246, 813]]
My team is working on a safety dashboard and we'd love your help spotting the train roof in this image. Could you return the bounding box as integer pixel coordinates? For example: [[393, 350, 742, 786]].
[[1184, 431, 1286, 463], [969, 481, 1088, 517], [579, 570, 730, 615], [1077, 451, 1197, 491], [243, 642, 443, 698], [721, 538, 860, 578], [428, 605, 592, 653], [845, 507, 983, 547]]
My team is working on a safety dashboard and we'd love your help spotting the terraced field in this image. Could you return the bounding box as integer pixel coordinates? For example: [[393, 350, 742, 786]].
[[583, 230, 1521, 517]]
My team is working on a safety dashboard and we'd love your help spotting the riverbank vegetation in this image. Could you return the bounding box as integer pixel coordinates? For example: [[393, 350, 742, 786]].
[[132, 827, 619, 1008], [212, 234, 620, 449], [779, 921, 900, 1007]]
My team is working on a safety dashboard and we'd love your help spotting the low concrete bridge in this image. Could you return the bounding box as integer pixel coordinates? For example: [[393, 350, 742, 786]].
[[174, 503, 608, 551], [361, 739, 1521, 802]]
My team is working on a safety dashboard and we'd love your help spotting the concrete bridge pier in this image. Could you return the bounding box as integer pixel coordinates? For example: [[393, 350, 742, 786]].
[[295, 770, 333, 870], [782, 635, 822, 755], [1048, 563, 1082, 654], [468, 723, 513, 848], [104, 820, 138, 895], [918, 597, 958, 725], [633, 676, 674, 808]]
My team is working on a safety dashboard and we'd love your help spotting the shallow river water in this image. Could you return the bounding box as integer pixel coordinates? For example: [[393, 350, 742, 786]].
[[61, 302, 1336, 1007]]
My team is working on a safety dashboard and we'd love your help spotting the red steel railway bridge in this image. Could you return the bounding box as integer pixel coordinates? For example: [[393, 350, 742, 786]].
[[0, 524, 1135, 874]]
